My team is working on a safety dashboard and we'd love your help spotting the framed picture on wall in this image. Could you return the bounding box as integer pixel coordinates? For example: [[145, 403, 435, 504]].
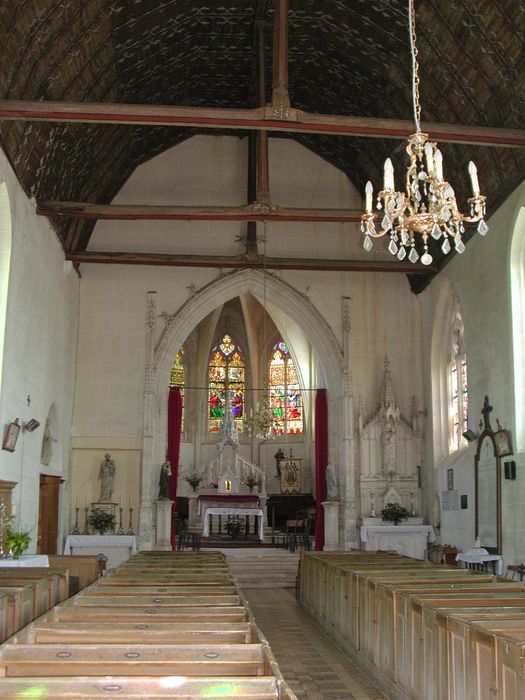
[[494, 428, 513, 457], [447, 468, 454, 491], [2, 420, 20, 452]]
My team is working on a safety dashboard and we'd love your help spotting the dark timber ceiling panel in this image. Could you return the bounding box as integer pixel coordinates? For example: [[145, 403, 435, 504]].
[[0, 0, 524, 271]]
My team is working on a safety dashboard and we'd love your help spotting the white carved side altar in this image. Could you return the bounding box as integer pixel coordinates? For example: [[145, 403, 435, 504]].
[[360, 524, 435, 560], [358, 356, 424, 522]]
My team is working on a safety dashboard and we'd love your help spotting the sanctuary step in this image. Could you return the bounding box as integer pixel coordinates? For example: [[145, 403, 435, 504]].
[[226, 552, 300, 589], [0, 551, 296, 699]]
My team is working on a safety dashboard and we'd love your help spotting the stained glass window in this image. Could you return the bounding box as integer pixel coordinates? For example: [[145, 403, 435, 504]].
[[449, 304, 468, 451], [169, 349, 185, 430], [269, 341, 303, 435], [208, 335, 245, 432]]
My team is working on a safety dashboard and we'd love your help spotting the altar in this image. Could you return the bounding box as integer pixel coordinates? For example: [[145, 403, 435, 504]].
[[63, 535, 137, 570], [202, 507, 265, 540], [360, 523, 435, 560]]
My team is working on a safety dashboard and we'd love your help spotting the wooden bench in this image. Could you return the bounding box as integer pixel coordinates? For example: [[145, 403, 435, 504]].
[[0, 676, 287, 698], [0, 551, 296, 700], [48, 555, 100, 592], [0, 567, 69, 604], [298, 550, 525, 700], [14, 619, 255, 645], [0, 585, 34, 640]]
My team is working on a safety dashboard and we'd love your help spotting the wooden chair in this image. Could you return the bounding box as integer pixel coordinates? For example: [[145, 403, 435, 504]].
[[507, 564, 525, 581]]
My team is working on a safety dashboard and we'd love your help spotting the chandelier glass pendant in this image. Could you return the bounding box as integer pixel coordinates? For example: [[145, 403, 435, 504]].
[[361, 0, 488, 265]]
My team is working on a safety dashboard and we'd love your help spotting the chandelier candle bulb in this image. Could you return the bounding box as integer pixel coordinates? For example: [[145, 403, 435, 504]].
[[365, 181, 373, 213], [469, 161, 480, 196], [384, 158, 394, 190], [424, 142, 434, 174], [434, 148, 443, 181]]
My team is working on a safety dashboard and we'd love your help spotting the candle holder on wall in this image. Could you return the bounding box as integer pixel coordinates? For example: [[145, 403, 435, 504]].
[[82, 507, 90, 535]]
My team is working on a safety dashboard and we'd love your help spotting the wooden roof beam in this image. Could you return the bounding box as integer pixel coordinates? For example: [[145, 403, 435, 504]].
[[1, 100, 524, 148], [36, 202, 362, 222], [66, 250, 435, 274]]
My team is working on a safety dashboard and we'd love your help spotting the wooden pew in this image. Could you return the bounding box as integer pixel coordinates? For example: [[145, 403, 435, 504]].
[[48, 555, 100, 592], [0, 585, 34, 640], [0, 567, 69, 605], [298, 551, 525, 700], [0, 552, 296, 700]]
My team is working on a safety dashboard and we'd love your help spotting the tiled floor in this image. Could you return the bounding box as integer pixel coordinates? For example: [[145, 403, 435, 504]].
[[244, 588, 389, 700]]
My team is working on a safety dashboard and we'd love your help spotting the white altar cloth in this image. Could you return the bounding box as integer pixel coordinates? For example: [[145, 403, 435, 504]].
[[456, 548, 503, 576], [63, 535, 138, 555], [203, 507, 264, 540], [0, 555, 49, 567], [360, 524, 435, 560]]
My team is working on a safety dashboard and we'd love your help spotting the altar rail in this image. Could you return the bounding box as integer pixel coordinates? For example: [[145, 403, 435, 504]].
[[299, 551, 525, 700]]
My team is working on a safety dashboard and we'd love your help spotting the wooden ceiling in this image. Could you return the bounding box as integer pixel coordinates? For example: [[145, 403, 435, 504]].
[[0, 0, 524, 290]]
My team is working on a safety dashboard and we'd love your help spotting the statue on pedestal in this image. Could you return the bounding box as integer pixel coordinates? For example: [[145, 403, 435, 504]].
[[158, 460, 172, 500], [99, 453, 116, 502], [326, 463, 339, 500]]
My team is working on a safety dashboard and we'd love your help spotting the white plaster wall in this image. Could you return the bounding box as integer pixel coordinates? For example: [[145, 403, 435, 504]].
[[0, 148, 79, 551], [420, 181, 525, 562], [75, 135, 423, 549]]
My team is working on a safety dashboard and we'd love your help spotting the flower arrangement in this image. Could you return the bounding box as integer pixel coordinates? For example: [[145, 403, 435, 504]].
[[381, 502, 409, 525], [5, 528, 31, 558], [225, 516, 244, 539], [88, 507, 115, 535], [241, 473, 259, 493], [183, 472, 205, 493]]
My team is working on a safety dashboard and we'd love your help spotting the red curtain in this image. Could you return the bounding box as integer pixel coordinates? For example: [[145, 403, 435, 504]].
[[167, 386, 183, 550], [314, 388, 328, 551]]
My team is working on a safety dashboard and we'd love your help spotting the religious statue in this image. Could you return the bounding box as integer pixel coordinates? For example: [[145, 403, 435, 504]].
[[326, 463, 338, 500], [40, 418, 56, 466], [158, 460, 172, 500], [274, 448, 285, 477], [382, 420, 397, 475], [99, 453, 116, 502]]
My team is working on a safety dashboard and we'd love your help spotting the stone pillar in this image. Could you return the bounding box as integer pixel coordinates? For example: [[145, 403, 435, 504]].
[[155, 499, 173, 551], [139, 291, 157, 550], [322, 500, 340, 551]]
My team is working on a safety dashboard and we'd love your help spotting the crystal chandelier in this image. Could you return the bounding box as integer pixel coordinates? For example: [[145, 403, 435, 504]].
[[361, 0, 488, 265], [244, 394, 278, 439]]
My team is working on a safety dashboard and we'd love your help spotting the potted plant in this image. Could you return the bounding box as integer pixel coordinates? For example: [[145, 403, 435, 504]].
[[381, 502, 409, 525], [225, 516, 244, 540], [183, 472, 205, 493], [5, 528, 31, 558], [88, 507, 115, 535], [241, 473, 259, 493]]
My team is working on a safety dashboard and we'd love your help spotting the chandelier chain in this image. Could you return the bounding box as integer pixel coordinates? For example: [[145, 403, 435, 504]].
[[409, 0, 421, 133]]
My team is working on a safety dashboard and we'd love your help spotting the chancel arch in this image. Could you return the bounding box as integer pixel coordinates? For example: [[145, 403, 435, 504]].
[[140, 269, 347, 549]]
